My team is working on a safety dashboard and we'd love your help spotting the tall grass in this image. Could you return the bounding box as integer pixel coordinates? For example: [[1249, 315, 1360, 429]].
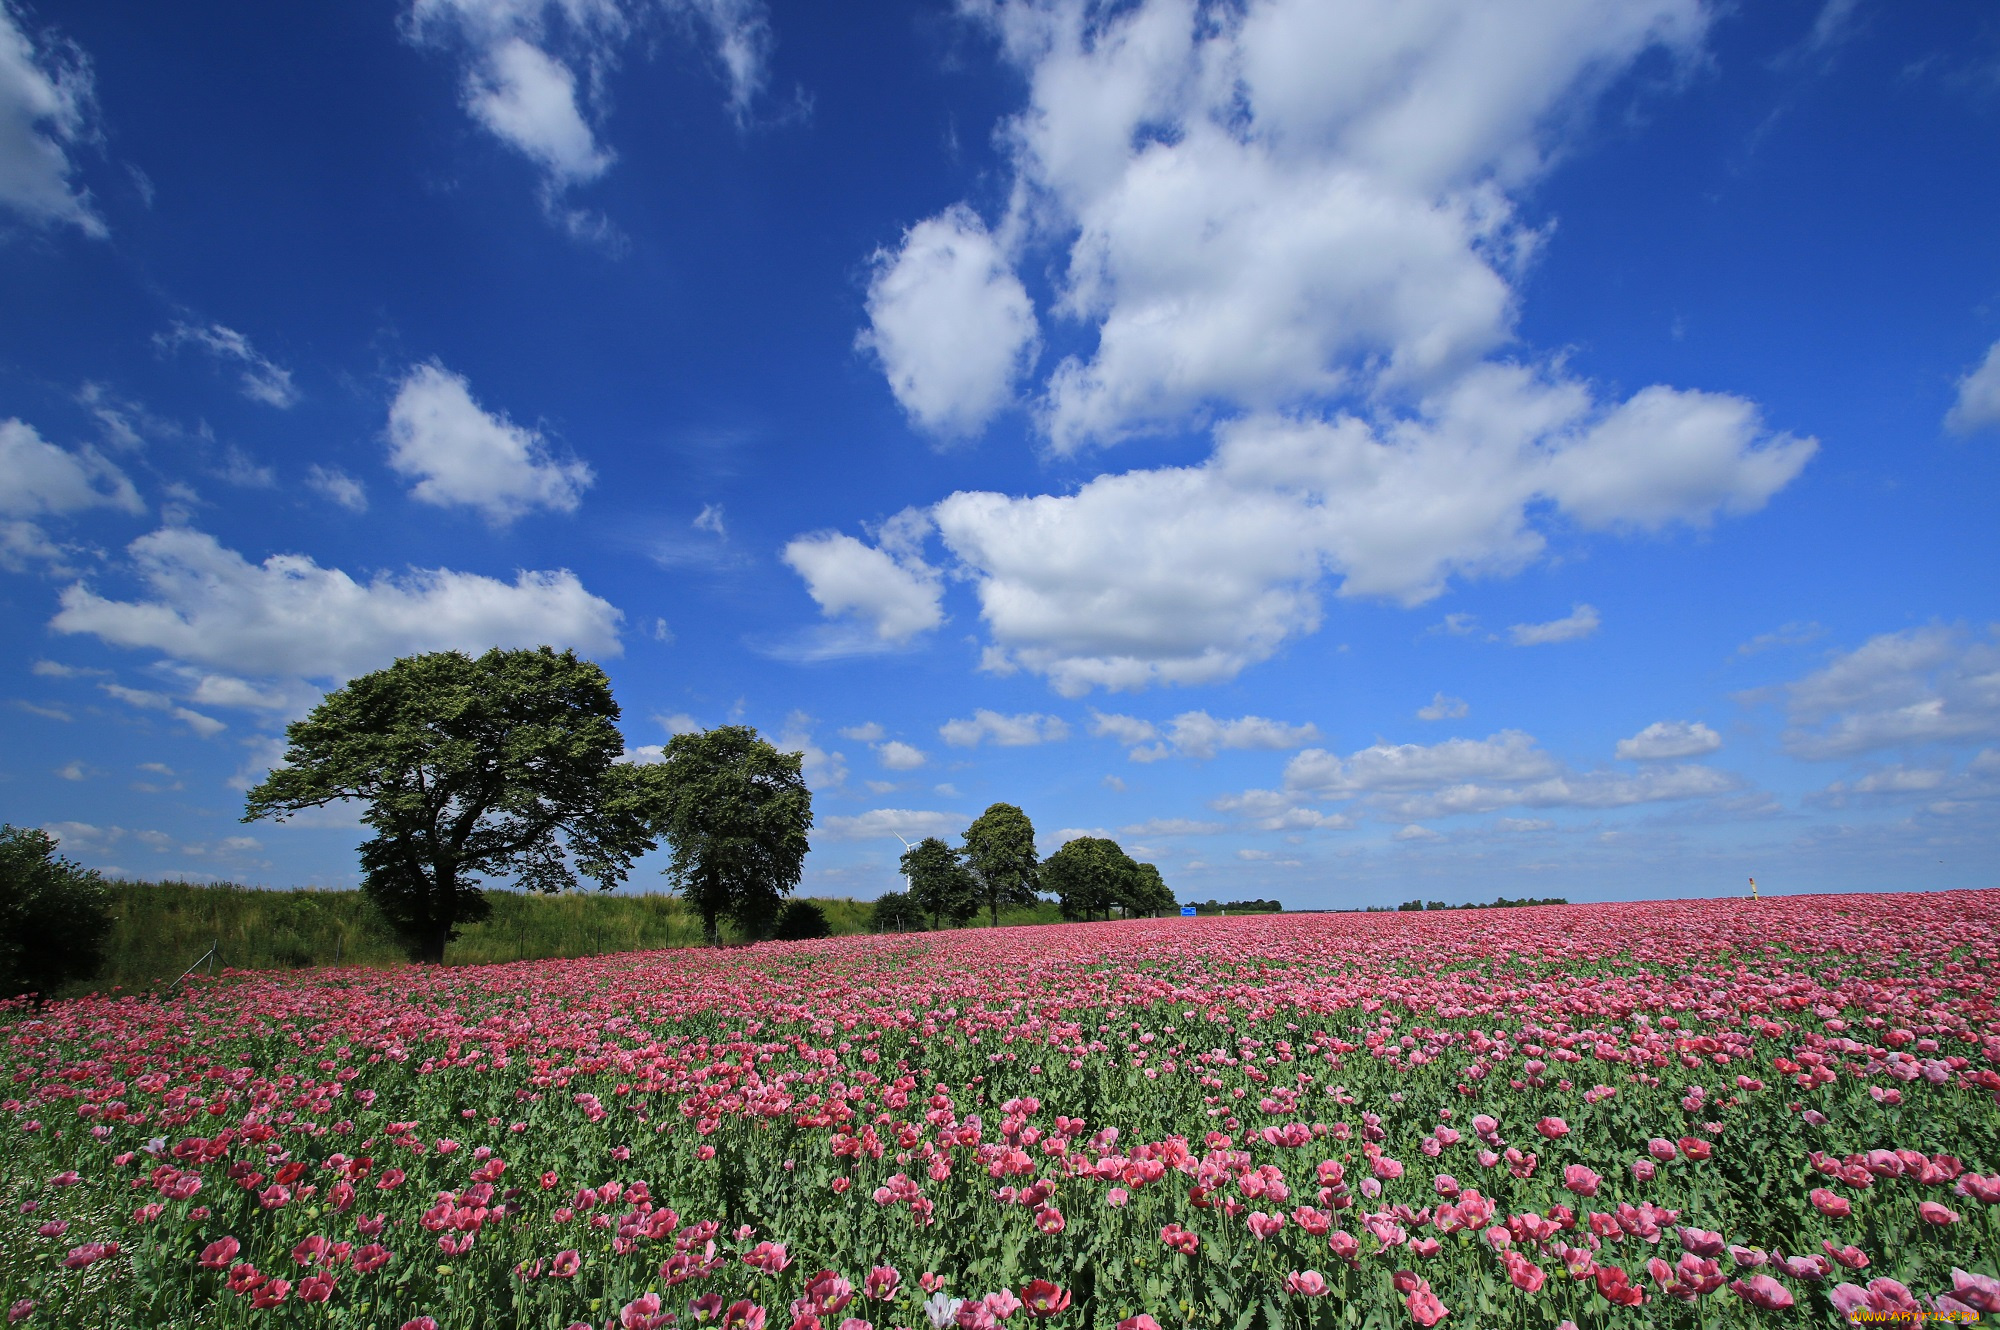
[[75, 881, 879, 996]]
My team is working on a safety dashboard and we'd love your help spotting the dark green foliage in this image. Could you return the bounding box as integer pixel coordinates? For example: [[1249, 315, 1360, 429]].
[[1192, 898, 1285, 914], [1395, 895, 1567, 912], [868, 891, 924, 932], [243, 647, 664, 962], [771, 900, 831, 941], [652, 725, 813, 945], [1042, 835, 1145, 922], [1127, 861, 1176, 917], [0, 825, 112, 1000], [961, 803, 1040, 926], [901, 836, 979, 930], [53, 880, 879, 993]]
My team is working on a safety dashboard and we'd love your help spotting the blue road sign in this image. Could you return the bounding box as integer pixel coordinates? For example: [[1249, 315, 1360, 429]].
[[1180, 905, 1196, 917]]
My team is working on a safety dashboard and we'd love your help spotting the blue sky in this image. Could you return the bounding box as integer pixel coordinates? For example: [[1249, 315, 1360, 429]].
[[3, 0, 1996, 907]]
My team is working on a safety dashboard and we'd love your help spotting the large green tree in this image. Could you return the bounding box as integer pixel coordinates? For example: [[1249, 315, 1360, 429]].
[[243, 647, 661, 963], [1127, 861, 1176, 917], [652, 725, 812, 945], [900, 836, 978, 930], [1043, 835, 1144, 922], [0, 825, 112, 1000], [961, 802, 1040, 927]]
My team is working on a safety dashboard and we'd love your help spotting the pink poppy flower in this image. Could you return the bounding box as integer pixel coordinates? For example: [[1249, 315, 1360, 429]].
[[1726, 1275, 1793, 1310], [1285, 1271, 1328, 1296], [1562, 1165, 1600, 1197]]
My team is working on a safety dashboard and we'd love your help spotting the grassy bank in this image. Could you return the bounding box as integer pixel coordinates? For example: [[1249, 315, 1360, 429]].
[[78, 880, 873, 995], [76, 880, 1068, 996]]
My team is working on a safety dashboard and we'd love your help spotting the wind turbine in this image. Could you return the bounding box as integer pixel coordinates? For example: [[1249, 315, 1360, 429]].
[[891, 833, 915, 931]]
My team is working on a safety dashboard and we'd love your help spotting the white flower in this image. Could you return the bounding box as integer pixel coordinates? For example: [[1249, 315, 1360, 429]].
[[921, 1293, 964, 1329]]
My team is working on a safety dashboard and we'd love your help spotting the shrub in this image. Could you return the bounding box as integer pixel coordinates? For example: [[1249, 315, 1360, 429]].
[[771, 899, 831, 941], [0, 824, 112, 1001], [869, 891, 924, 933]]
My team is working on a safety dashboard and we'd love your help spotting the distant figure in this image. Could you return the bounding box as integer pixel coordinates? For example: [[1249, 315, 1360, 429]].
[[1748, 876, 1758, 901]]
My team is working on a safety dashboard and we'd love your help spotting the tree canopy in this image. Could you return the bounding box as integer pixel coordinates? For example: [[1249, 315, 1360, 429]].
[[1127, 860, 1176, 917], [651, 725, 812, 944], [771, 899, 831, 941], [1041, 835, 1145, 922], [0, 824, 112, 1000], [868, 890, 923, 933], [901, 836, 978, 931], [961, 803, 1040, 926], [243, 647, 661, 963]]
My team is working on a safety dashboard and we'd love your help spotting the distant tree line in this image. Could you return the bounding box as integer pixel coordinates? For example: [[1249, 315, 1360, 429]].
[[1188, 898, 1284, 915], [872, 807, 1178, 932], [1391, 896, 1569, 912]]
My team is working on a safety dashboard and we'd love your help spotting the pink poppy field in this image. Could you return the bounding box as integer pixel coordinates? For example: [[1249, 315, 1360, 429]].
[[2, 892, 1997, 1330]]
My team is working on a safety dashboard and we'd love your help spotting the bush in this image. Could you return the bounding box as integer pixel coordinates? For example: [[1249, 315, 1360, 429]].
[[771, 899, 831, 941], [0, 825, 112, 1001], [868, 891, 924, 933]]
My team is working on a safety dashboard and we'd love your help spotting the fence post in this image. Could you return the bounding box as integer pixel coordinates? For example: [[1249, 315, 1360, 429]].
[[163, 939, 220, 1001]]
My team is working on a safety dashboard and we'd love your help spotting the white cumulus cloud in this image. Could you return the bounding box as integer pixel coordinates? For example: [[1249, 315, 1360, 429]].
[[51, 526, 622, 682], [782, 508, 944, 648], [927, 367, 1806, 692], [407, 0, 772, 223], [876, 740, 926, 770], [1946, 339, 2000, 436], [859, 205, 1040, 439], [1, 418, 142, 518], [1417, 692, 1468, 721], [306, 465, 367, 512], [814, 807, 969, 843], [386, 362, 593, 523], [826, 0, 1814, 694], [938, 709, 1069, 748], [0, 417, 142, 572], [0, 3, 103, 236], [464, 36, 612, 186], [1616, 720, 1721, 761], [1775, 625, 2000, 759], [1230, 726, 1735, 823], [1510, 602, 1600, 646], [100, 684, 226, 738], [1093, 708, 1319, 761], [157, 322, 298, 408]]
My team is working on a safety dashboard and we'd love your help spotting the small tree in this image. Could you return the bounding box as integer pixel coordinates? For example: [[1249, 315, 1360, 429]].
[[653, 725, 813, 945], [1042, 835, 1141, 922], [772, 900, 831, 941], [243, 647, 662, 963], [869, 891, 923, 933], [0, 825, 113, 1000], [961, 803, 1040, 926], [901, 836, 978, 930]]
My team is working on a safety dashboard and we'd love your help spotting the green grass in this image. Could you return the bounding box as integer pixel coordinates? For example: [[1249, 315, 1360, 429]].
[[73, 880, 883, 996], [65, 881, 1103, 998]]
